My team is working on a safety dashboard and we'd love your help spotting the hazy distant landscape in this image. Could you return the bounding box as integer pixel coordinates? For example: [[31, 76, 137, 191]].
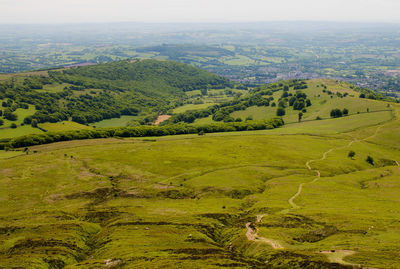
[[1, 22, 400, 96]]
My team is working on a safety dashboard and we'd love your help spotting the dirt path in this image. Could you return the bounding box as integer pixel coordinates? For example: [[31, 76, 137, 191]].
[[289, 148, 334, 209], [289, 128, 376, 210], [245, 222, 284, 250]]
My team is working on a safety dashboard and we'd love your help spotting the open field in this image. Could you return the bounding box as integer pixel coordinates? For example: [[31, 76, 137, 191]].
[[173, 103, 216, 114], [1, 100, 399, 268], [88, 116, 138, 128], [0, 125, 43, 139], [0, 104, 37, 128], [38, 121, 93, 132]]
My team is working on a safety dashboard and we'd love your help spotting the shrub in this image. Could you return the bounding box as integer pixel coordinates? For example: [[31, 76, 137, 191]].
[[366, 156, 374, 165], [330, 109, 343, 118], [348, 150, 355, 159], [276, 108, 285, 116]]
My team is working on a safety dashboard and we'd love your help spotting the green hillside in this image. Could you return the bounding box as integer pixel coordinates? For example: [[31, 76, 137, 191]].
[[166, 78, 392, 126], [0, 60, 233, 139], [0, 80, 399, 268]]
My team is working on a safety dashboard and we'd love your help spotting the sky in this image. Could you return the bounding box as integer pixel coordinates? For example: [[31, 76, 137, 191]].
[[0, 0, 399, 24]]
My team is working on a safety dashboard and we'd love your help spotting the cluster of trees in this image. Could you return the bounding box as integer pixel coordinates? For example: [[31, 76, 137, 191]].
[[275, 85, 311, 116], [2, 118, 284, 149], [330, 108, 349, 118], [355, 85, 392, 101], [167, 80, 309, 124]]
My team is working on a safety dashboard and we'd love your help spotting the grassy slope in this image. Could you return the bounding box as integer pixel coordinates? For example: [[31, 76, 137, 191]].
[[231, 79, 389, 124], [0, 97, 399, 268], [88, 116, 138, 128], [38, 121, 93, 132]]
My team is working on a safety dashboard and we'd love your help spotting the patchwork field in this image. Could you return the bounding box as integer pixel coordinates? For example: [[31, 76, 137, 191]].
[[1, 101, 399, 268]]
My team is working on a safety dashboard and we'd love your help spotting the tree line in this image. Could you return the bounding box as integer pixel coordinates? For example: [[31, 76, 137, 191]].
[[1, 118, 284, 149]]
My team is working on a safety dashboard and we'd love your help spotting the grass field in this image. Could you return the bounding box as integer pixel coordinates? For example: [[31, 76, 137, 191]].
[[89, 116, 138, 128], [38, 121, 93, 132], [1, 95, 399, 268], [173, 103, 216, 114], [0, 125, 44, 139], [0, 104, 37, 128]]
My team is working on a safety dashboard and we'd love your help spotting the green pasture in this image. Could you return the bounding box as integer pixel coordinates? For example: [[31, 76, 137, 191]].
[[89, 115, 138, 128]]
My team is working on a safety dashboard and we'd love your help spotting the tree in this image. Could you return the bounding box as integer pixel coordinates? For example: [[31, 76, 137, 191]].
[[359, 93, 366, 98], [31, 119, 38, 128], [298, 112, 303, 122], [343, 108, 349, 115], [330, 108, 343, 118], [306, 99, 312, 107], [293, 99, 305, 110], [348, 150, 355, 159], [366, 156, 374, 165], [10, 123, 17, 129], [3, 110, 18, 121], [0, 119, 3, 126], [276, 107, 285, 116]]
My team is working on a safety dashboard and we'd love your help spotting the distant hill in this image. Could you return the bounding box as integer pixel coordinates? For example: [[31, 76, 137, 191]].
[[0, 59, 232, 129]]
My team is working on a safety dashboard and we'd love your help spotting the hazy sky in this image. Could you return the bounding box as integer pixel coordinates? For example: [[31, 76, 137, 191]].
[[0, 0, 399, 24]]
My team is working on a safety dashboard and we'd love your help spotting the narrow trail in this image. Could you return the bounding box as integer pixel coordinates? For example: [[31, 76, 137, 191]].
[[289, 147, 334, 209], [245, 215, 284, 250]]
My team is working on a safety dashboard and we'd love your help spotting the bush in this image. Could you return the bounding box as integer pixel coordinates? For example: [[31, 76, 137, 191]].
[[276, 107, 285, 116], [343, 108, 349, 115], [348, 150, 355, 159], [330, 109, 343, 118], [4, 110, 18, 121], [11, 123, 17, 129], [366, 156, 374, 165]]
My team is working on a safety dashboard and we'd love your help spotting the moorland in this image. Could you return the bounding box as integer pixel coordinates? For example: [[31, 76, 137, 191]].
[[1, 59, 399, 268]]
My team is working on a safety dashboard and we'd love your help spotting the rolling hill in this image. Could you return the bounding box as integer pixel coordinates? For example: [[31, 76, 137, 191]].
[[0, 59, 233, 139], [0, 69, 399, 267]]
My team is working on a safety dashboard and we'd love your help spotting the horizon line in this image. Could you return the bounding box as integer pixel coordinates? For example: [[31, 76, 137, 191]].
[[1, 20, 400, 26]]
